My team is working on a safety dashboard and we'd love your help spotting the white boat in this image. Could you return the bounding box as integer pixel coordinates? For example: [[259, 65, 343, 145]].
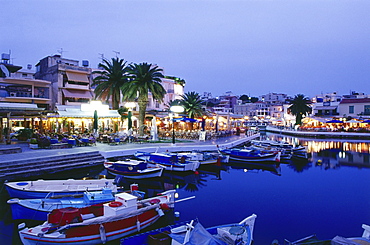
[[18, 190, 177, 245], [104, 159, 164, 179], [121, 213, 257, 245], [176, 150, 229, 165], [5, 178, 117, 199]]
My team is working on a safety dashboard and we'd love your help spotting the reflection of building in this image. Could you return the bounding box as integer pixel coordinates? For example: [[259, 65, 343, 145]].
[[35, 55, 93, 110]]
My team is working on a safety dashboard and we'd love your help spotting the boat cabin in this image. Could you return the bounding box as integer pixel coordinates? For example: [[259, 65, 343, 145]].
[[103, 192, 138, 216]]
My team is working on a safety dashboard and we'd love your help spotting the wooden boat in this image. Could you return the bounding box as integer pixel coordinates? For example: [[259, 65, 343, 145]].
[[220, 148, 281, 162], [134, 151, 200, 172], [7, 184, 144, 221], [176, 150, 229, 165], [121, 213, 257, 245], [104, 159, 164, 179], [18, 189, 176, 245], [5, 178, 118, 199], [283, 224, 370, 245]]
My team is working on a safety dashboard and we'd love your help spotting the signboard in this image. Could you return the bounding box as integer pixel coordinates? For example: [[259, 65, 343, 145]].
[[199, 131, 206, 141]]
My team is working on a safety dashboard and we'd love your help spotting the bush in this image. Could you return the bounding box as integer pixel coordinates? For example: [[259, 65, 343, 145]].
[[17, 128, 34, 140]]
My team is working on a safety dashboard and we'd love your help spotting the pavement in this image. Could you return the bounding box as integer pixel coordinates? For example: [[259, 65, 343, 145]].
[[0, 134, 259, 163]]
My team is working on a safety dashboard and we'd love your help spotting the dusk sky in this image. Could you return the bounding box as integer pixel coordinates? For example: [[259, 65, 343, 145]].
[[2, 0, 369, 98]]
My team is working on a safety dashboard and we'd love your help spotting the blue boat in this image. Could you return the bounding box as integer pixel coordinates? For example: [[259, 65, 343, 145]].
[[220, 148, 281, 162], [7, 188, 116, 221], [121, 213, 257, 245], [134, 152, 200, 172]]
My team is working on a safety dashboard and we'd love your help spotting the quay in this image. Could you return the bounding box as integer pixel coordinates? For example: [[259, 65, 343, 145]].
[[266, 126, 370, 139], [0, 134, 259, 180]]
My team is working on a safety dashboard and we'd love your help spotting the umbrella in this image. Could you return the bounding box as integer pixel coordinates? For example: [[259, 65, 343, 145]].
[[326, 119, 343, 123], [346, 119, 360, 123], [173, 117, 198, 123], [362, 119, 370, 123]]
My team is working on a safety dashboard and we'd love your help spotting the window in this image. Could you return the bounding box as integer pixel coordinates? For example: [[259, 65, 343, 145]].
[[349, 106, 354, 114], [365, 105, 370, 115]]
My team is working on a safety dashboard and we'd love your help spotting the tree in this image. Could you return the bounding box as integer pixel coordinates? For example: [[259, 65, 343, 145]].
[[180, 91, 205, 130], [180, 91, 205, 119], [288, 94, 312, 125], [121, 63, 166, 135], [92, 58, 129, 109]]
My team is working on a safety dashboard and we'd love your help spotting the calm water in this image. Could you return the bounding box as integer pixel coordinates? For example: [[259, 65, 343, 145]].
[[1, 133, 369, 244]]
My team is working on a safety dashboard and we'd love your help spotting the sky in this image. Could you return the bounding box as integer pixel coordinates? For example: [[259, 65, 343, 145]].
[[1, 0, 370, 98]]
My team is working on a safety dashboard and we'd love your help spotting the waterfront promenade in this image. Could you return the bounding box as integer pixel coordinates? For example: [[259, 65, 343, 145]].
[[0, 134, 259, 165], [266, 125, 370, 139]]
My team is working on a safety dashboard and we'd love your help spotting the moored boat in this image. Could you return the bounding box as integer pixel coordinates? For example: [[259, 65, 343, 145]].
[[5, 178, 118, 199], [18, 189, 176, 245], [104, 159, 164, 179], [121, 213, 257, 245], [220, 148, 281, 162], [134, 151, 200, 172], [176, 150, 229, 165]]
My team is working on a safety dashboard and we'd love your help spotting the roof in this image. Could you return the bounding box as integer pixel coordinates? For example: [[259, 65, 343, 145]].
[[340, 98, 370, 104]]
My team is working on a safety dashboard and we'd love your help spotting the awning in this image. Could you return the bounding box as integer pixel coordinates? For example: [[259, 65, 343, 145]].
[[173, 117, 198, 122], [314, 106, 337, 110], [62, 89, 92, 99], [66, 71, 89, 83]]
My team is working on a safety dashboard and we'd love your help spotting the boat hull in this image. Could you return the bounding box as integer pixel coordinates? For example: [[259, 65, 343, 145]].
[[19, 209, 161, 245], [5, 179, 117, 199]]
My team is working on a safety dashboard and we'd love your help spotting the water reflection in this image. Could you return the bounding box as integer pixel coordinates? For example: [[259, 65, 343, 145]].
[[266, 133, 370, 171], [228, 160, 282, 176]]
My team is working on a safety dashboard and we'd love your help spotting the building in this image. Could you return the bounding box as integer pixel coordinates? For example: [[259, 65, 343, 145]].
[[338, 98, 370, 119], [35, 55, 93, 110], [311, 92, 341, 118]]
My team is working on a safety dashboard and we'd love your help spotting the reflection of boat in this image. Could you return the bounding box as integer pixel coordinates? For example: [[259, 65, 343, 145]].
[[229, 160, 282, 176], [134, 151, 200, 172], [104, 159, 164, 179], [220, 148, 281, 162], [18, 190, 176, 245], [5, 179, 117, 199], [197, 164, 229, 180], [121, 213, 257, 245]]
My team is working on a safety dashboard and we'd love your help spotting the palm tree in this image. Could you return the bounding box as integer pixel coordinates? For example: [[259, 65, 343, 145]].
[[180, 91, 205, 118], [289, 94, 312, 125], [121, 63, 166, 135], [180, 91, 205, 130], [92, 58, 129, 109]]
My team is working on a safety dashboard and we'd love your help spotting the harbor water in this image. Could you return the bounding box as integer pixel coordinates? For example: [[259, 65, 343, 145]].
[[0, 132, 369, 244]]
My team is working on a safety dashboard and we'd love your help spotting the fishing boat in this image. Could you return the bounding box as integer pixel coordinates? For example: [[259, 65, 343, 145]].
[[220, 148, 281, 162], [121, 213, 257, 245], [5, 178, 118, 199], [18, 189, 177, 245], [7, 184, 144, 221], [104, 159, 164, 179], [134, 151, 200, 172], [176, 150, 229, 165]]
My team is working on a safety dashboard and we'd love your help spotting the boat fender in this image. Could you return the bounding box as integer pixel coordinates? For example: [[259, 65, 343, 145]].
[[160, 203, 170, 210], [136, 220, 141, 231], [156, 207, 165, 217], [108, 201, 123, 207], [99, 224, 107, 244]]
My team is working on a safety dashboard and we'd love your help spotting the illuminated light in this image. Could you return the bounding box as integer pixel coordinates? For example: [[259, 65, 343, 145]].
[[244, 169, 248, 172], [175, 184, 180, 189], [174, 193, 179, 199]]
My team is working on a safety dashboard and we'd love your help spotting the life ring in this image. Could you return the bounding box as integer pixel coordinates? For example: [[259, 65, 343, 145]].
[[109, 201, 123, 207]]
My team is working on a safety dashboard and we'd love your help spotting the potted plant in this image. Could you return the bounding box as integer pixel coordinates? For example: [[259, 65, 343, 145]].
[[29, 138, 38, 149]]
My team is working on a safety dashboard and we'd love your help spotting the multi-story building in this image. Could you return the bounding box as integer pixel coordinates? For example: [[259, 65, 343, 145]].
[[0, 54, 51, 110], [311, 92, 341, 117], [260, 92, 288, 105], [35, 55, 93, 110]]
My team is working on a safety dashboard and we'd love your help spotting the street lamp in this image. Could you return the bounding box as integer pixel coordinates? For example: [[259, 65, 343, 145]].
[[170, 105, 184, 145]]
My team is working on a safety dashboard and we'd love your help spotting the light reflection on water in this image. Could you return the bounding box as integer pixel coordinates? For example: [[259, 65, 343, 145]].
[[1, 133, 369, 244]]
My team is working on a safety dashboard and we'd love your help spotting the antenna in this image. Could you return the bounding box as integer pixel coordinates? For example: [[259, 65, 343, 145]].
[[98, 53, 105, 62], [57, 48, 67, 57], [112, 50, 120, 57]]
